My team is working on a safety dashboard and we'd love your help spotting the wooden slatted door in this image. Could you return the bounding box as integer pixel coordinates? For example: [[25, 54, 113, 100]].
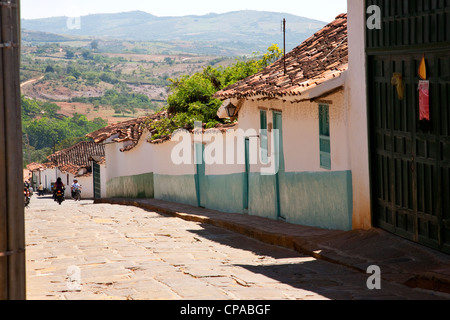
[[273, 111, 285, 221], [93, 161, 101, 199], [368, 51, 450, 253], [243, 138, 250, 211], [195, 143, 206, 208]]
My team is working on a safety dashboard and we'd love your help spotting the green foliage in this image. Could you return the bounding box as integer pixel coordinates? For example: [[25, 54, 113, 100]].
[[259, 44, 285, 68], [90, 40, 99, 50], [22, 145, 53, 165], [148, 44, 283, 141], [99, 72, 119, 84], [22, 49, 165, 113], [71, 88, 156, 114], [23, 114, 107, 150], [167, 73, 218, 113], [55, 136, 90, 151], [21, 96, 108, 164], [21, 96, 41, 121], [65, 48, 76, 59], [21, 95, 62, 121]]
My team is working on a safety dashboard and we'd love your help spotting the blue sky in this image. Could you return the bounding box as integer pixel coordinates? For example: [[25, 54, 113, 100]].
[[21, 0, 347, 23]]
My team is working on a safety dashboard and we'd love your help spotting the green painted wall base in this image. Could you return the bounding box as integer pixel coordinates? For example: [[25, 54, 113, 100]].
[[281, 171, 353, 231], [107, 170, 353, 231], [154, 174, 198, 207], [106, 173, 154, 199], [203, 173, 246, 214], [248, 171, 353, 231]]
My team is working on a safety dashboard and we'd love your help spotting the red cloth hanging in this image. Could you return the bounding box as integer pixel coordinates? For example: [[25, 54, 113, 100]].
[[418, 80, 430, 121]]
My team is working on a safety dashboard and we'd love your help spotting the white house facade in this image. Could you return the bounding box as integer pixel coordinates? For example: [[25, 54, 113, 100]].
[[89, 13, 368, 232]]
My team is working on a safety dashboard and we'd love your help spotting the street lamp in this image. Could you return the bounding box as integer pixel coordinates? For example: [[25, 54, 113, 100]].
[[224, 102, 237, 118]]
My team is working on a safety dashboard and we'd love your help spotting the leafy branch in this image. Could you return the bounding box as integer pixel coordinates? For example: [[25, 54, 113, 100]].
[[147, 44, 283, 141]]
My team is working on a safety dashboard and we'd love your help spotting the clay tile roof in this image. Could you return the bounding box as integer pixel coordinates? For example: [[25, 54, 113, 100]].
[[27, 161, 57, 172], [26, 162, 45, 172], [88, 111, 238, 148], [149, 122, 239, 145], [47, 141, 105, 176], [86, 111, 168, 151], [214, 13, 348, 100], [86, 116, 149, 144]]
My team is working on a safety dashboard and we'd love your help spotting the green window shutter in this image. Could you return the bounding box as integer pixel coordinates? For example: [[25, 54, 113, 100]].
[[260, 110, 268, 164], [319, 104, 331, 170]]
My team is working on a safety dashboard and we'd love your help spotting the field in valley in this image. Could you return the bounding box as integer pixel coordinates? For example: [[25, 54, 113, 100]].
[[20, 43, 237, 124]]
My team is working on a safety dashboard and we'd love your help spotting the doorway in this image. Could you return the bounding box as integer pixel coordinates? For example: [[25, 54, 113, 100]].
[[93, 161, 101, 199], [195, 143, 206, 208], [273, 111, 285, 220], [368, 52, 450, 253]]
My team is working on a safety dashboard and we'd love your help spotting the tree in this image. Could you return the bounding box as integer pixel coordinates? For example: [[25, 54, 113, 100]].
[[90, 40, 99, 51], [65, 48, 75, 59], [82, 50, 94, 60], [259, 44, 284, 68], [148, 45, 283, 141], [167, 73, 218, 114], [21, 96, 108, 165], [67, 64, 81, 79], [21, 95, 40, 121], [45, 65, 54, 73], [164, 57, 175, 65], [41, 102, 61, 118]]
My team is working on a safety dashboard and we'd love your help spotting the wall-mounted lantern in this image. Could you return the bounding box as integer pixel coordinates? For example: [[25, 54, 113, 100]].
[[225, 102, 237, 118]]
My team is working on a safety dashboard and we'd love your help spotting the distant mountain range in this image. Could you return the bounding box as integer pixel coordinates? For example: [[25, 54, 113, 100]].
[[21, 10, 327, 53]]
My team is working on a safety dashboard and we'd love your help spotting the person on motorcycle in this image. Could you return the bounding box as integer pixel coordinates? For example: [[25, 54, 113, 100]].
[[24, 182, 31, 208], [53, 177, 65, 201], [24, 180, 32, 197], [71, 179, 81, 199], [38, 183, 44, 196]]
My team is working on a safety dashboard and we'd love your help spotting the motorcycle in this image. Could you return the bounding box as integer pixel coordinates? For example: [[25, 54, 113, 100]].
[[55, 188, 65, 205], [72, 188, 82, 201], [24, 188, 31, 208]]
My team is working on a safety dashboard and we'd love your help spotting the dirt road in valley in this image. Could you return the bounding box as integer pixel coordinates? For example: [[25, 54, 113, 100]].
[[20, 75, 44, 88]]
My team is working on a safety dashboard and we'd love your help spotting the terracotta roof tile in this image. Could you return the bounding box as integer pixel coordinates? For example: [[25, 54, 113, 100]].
[[27, 162, 56, 172], [47, 141, 105, 176], [27, 162, 44, 172], [86, 111, 168, 151], [86, 116, 148, 144], [149, 122, 238, 145], [214, 14, 348, 100]]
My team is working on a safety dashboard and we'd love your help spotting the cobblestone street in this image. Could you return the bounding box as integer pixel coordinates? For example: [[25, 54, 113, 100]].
[[25, 197, 449, 300]]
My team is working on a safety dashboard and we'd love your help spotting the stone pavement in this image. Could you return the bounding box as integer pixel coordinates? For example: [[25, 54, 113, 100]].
[[95, 198, 450, 295], [26, 197, 450, 301]]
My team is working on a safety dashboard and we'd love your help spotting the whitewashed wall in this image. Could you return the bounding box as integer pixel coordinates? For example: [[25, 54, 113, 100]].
[[236, 90, 351, 174], [347, 0, 372, 229]]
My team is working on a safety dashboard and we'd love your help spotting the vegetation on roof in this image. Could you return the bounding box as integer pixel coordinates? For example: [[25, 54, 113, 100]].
[[146, 44, 283, 141]]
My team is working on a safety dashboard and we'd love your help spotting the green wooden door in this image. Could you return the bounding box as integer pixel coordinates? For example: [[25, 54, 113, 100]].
[[243, 138, 250, 211], [366, 0, 450, 253], [273, 111, 285, 220], [368, 52, 450, 254], [93, 162, 101, 199], [195, 143, 206, 208]]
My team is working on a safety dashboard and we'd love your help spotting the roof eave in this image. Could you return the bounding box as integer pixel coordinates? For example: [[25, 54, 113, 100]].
[[216, 70, 347, 115], [294, 70, 347, 101]]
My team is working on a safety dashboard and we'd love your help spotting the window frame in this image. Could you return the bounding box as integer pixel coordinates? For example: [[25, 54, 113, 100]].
[[260, 109, 268, 164], [319, 104, 331, 170]]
